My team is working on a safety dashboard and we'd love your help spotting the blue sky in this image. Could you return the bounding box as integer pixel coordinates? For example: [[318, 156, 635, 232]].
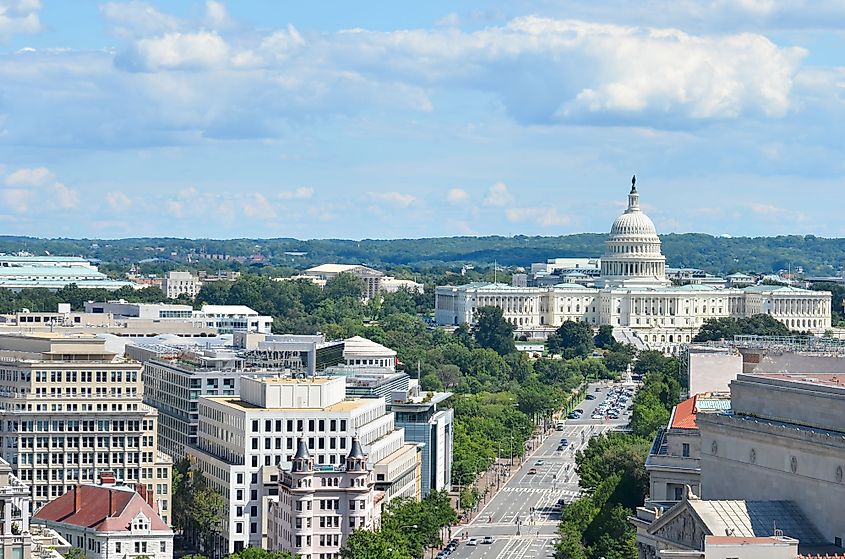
[[1, 1, 845, 239]]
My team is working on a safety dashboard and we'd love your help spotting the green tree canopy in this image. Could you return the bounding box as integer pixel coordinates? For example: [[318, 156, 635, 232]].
[[471, 306, 516, 356], [551, 320, 595, 358]]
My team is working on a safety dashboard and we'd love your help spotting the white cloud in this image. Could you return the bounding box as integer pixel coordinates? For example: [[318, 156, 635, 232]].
[[204, 1, 230, 29], [165, 200, 184, 218], [483, 182, 513, 207], [447, 188, 468, 203], [747, 202, 807, 222], [369, 191, 416, 207], [121, 31, 230, 71], [105, 191, 132, 212], [51, 182, 79, 209], [1, 187, 31, 212], [435, 12, 461, 27], [0, 0, 41, 42], [242, 192, 277, 219], [4, 166, 53, 186], [278, 186, 314, 200], [100, 1, 180, 38], [506, 207, 572, 227]]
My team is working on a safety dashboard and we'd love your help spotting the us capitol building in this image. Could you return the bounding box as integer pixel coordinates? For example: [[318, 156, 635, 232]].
[[435, 181, 832, 352]]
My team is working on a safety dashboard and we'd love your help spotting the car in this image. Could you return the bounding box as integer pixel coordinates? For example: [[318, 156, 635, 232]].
[[585, 394, 596, 400], [567, 412, 579, 419], [436, 552, 448, 559], [557, 445, 566, 451], [552, 503, 563, 512], [560, 439, 569, 446], [591, 414, 603, 420], [595, 387, 602, 392], [467, 538, 478, 546], [528, 468, 537, 475], [482, 536, 494, 544], [448, 539, 459, 549], [535, 459, 545, 466], [574, 408, 584, 414]]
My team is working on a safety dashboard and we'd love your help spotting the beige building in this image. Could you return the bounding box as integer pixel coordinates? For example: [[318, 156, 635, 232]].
[[188, 375, 419, 555], [0, 334, 172, 521], [302, 264, 384, 301], [435, 182, 832, 352], [698, 372, 845, 548], [267, 438, 378, 559]]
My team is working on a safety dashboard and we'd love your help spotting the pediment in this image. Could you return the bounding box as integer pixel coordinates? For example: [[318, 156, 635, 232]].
[[650, 508, 707, 551]]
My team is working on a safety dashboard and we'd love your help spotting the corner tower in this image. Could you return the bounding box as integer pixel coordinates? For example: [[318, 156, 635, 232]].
[[599, 176, 670, 288]]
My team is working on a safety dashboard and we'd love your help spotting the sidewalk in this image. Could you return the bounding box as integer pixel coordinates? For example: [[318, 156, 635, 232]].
[[451, 425, 554, 537]]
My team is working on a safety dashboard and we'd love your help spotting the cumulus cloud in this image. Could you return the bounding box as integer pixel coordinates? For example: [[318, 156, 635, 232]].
[[204, 1, 230, 29], [483, 182, 513, 207], [242, 192, 277, 219], [4, 166, 53, 186], [100, 1, 180, 38], [506, 207, 572, 227], [0, 0, 41, 42], [118, 31, 230, 71], [369, 191, 416, 207], [278, 186, 314, 200], [1, 187, 31, 213], [105, 191, 132, 212], [447, 188, 468, 203], [51, 182, 79, 209]]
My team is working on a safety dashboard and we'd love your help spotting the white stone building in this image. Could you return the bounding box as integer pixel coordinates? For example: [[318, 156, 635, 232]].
[[435, 182, 832, 352], [32, 478, 173, 559], [0, 334, 172, 520], [342, 336, 397, 370], [267, 438, 378, 559], [188, 375, 419, 555], [161, 271, 200, 300], [85, 301, 273, 334]]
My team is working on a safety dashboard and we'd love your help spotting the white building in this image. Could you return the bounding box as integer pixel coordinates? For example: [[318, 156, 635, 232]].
[[0, 256, 135, 292], [267, 438, 378, 559], [188, 375, 419, 555], [85, 301, 273, 334], [342, 336, 397, 370], [302, 265, 384, 301], [33, 477, 173, 559], [161, 271, 200, 300], [435, 181, 832, 352], [0, 334, 172, 520]]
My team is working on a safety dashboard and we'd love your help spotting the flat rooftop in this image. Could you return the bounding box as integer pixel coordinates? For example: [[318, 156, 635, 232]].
[[749, 372, 845, 389], [205, 396, 372, 413]]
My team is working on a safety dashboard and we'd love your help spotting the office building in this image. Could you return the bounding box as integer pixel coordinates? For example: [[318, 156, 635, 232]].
[[267, 439, 378, 559], [188, 375, 419, 555], [0, 334, 172, 520], [33, 474, 173, 559], [85, 301, 273, 334], [243, 335, 345, 374]]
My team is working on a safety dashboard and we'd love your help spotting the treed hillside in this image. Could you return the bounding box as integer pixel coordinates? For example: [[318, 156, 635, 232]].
[[1, 233, 843, 276]]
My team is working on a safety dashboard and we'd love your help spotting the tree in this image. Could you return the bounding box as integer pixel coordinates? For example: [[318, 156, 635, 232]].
[[554, 321, 595, 359], [341, 530, 411, 559], [472, 306, 515, 356], [227, 548, 295, 559], [190, 486, 225, 554], [64, 548, 86, 559], [324, 272, 365, 300], [594, 324, 617, 349], [604, 349, 634, 373], [694, 313, 792, 342]]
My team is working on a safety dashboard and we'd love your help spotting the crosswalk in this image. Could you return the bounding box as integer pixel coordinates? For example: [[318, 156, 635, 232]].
[[502, 487, 581, 498]]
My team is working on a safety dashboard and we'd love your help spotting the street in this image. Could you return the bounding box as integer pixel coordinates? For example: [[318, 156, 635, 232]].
[[445, 382, 634, 559]]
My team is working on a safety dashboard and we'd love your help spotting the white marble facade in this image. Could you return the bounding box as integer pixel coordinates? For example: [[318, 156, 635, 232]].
[[435, 181, 832, 352]]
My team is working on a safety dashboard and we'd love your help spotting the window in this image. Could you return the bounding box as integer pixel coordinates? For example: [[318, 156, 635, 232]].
[[160, 542, 166, 552], [674, 487, 683, 501], [115, 543, 121, 553], [682, 443, 690, 458]]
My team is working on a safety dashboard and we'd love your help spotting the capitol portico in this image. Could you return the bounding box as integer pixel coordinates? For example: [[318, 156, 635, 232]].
[[435, 180, 832, 352]]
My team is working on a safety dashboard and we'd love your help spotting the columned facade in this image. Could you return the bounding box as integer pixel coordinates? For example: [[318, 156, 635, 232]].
[[434, 180, 833, 352]]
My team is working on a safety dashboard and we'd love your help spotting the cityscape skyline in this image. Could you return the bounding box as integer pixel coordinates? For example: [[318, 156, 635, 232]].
[[1, 1, 844, 240]]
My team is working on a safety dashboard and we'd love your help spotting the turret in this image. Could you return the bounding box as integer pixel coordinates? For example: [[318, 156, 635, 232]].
[[345, 437, 366, 472], [291, 438, 313, 473]]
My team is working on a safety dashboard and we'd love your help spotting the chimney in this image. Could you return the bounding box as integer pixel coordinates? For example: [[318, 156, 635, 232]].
[[73, 484, 81, 513], [108, 489, 115, 517]]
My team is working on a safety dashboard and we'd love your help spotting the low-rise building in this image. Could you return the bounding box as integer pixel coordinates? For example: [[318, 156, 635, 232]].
[[267, 439, 378, 559], [0, 256, 135, 292], [243, 334, 345, 374], [302, 265, 384, 301], [188, 375, 419, 555], [32, 475, 173, 559], [85, 301, 273, 334], [342, 336, 397, 370]]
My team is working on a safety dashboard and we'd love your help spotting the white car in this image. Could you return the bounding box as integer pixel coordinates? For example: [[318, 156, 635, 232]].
[[467, 538, 478, 546]]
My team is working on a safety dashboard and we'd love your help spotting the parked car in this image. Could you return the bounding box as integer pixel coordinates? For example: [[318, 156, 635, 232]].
[[528, 468, 537, 475], [585, 394, 596, 400]]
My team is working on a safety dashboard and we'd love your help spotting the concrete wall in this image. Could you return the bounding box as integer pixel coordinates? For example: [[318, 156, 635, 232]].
[[698, 413, 845, 546], [688, 350, 742, 394]]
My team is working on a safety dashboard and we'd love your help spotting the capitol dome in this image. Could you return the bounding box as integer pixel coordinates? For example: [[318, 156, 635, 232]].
[[599, 177, 670, 288]]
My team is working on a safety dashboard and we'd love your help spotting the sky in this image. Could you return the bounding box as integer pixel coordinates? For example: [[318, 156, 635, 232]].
[[1, 1, 844, 240]]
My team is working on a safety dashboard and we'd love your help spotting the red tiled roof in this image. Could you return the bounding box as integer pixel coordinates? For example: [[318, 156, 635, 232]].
[[670, 395, 698, 430], [799, 555, 845, 558], [33, 485, 169, 532]]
